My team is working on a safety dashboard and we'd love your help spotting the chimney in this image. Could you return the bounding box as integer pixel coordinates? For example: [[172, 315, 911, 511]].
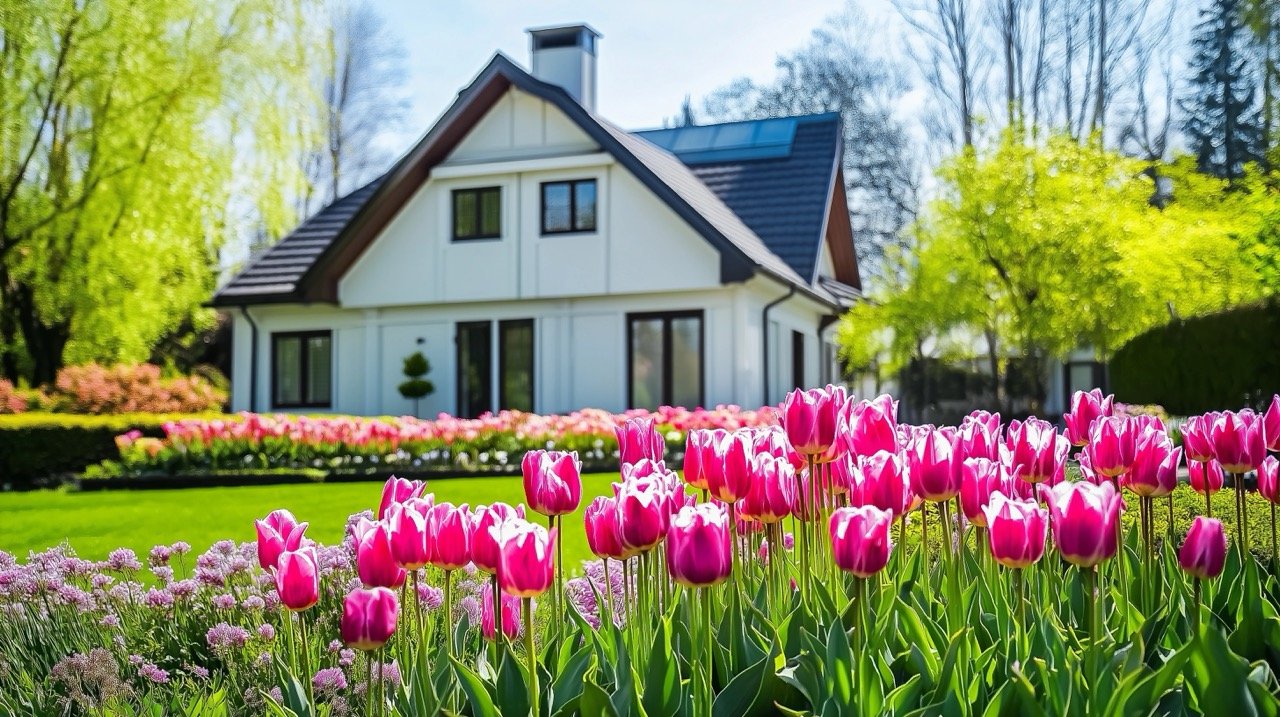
[[528, 24, 601, 112]]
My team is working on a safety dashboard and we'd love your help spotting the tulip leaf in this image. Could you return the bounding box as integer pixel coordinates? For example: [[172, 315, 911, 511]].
[[711, 653, 768, 717], [449, 656, 499, 717], [494, 646, 529, 717], [1105, 638, 1190, 717], [1182, 625, 1261, 715], [581, 675, 622, 717], [551, 644, 594, 714], [642, 619, 682, 717], [884, 674, 924, 712]]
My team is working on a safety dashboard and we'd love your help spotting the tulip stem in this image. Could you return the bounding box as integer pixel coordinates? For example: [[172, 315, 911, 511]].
[[366, 651, 375, 717], [1205, 488, 1212, 518], [603, 560, 615, 628], [1085, 566, 1099, 683], [298, 613, 315, 711], [702, 586, 714, 714], [524, 598, 539, 717], [1012, 568, 1024, 659], [444, 569, 454, 659], [1192, 577, 1202, 638], [1271, 502, 1278, 570]]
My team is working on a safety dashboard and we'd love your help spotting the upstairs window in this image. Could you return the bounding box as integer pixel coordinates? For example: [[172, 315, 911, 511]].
[[541, 179, 597, 234], [272, 331, 332, 408], [453, 187, 502, 240]]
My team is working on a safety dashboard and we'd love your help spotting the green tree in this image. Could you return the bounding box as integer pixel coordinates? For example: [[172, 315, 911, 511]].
[[1183, 0, 1267, 179], [0, 0, 320, 383], [398, 350, 434, 418]]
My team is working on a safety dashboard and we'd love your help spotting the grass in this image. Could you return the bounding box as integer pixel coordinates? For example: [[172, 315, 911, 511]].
[[0, 473, 623, 569]]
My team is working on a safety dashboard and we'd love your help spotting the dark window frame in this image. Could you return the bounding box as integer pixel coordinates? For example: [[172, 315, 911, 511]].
[[791, 330, 805, 390], [452, 186, 503, 241], [625, 310, 705, 409], [540, 179, 598, 235], [455, 321, 493, 419], [499, 319, 536, 412], [271, 330, 332, 409]]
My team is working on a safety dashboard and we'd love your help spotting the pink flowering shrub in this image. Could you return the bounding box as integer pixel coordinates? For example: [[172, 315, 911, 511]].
[[0, 379, 27, 414], [50, 363, 226, 414]]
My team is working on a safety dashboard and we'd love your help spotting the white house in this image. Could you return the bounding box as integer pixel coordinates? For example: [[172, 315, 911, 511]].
[[214, 25, 862, 418]]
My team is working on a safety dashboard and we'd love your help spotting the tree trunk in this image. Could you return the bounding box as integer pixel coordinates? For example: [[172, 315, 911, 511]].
[[985, 327, 1003, 414], [11, 282, 69, 386]]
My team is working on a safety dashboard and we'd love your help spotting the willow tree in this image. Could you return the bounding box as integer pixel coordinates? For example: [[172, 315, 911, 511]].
[[0, 0, 321, 383]]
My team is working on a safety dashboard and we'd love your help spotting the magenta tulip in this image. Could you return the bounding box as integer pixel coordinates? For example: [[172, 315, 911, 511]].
[[752, 426, 806, 471], [341, 587, 399, 651], [666, 503, 733, 588], [387, 499, 431, 570], [1179, 517, 1227, 580], [1210, 410, 1266, 473], [1063, 389, 1114, 447], [908, 428, 960, 502], [1265, 395, 1280, 453], [584, 496, 626, 559], [1045, 481, 1123, 568], [1260, 455, 1280, 504], [1005, 418, 1069, 484], [494, 520, 556, 598], [1180, 414, 1218, 464], [425, 502, 472, 571], [839, 394, 900, 458], [705, 430, 753, 503], [955, 413, 1001, 462], [357, 523, 406, 589], [1122, 431, 1181, 498], [522, 450, 582, 517], [616, 479, 669, 552], [378, 476, 425, 520], [738, 453, 796, 524], [472, 503, 525, 574], [1189, 459, 1225, 495], [982, 494, 1048, 568], [273, 547, 320, 611], [481, 587, 522, 641], [960, 458, 1017, 527], [255, 509, 309, 571], [616, 418, 664, 465], [683, 429, 719, 491], [1084, 416, 1138, 479], [848, 450, 913, 517], [829, 506, 893, 578], [782, 387, 840, 457]]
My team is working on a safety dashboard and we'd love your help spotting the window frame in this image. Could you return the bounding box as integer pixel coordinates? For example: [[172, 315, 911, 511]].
[[451, 186, 503, 241], [625, 309, 705, 410], [455, 321, 493, 419], [791, 330, 805, 390], [270, 330, 333, 409], [498, 319, 536, 412], [540, 179, 598, 235]]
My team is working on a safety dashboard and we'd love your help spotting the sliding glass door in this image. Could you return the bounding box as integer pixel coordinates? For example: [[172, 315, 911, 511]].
[[627, 311, 703, 410], [456, 319, 534, 418]]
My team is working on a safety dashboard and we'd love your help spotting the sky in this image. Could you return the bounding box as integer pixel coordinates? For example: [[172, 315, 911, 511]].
[[373, 0, 901, 146]]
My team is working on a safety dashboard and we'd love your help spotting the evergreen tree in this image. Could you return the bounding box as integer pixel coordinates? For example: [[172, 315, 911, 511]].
[[1182, 0, 1267, 179]]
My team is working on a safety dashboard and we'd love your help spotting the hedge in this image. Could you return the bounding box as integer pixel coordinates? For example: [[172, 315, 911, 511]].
[[1110, 301, 1280, 415], [0, 413, 214, 487]]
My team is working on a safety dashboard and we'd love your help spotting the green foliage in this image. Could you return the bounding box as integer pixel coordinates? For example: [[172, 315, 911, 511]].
[[0, 412, 204, 485], [1111, 301, 1280, 414], [398, 351, 434, 401], [0, 0, 322, 382]]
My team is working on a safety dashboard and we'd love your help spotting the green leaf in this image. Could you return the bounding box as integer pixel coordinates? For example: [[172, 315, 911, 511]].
[[551, 644, 595, 714], [1183, 626, 1261, 715], [494, 646, 530, 717], [711, 654, 768, 717], [581, 675, 622, 717], [642, 619, 683, 717], [449, 657, 499, 717]]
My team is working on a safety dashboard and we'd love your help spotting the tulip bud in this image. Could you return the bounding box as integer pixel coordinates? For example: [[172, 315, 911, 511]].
[[829, 506, 893, 578], [665, 503, 733, 588], [982, 494, 1048, 569], [960, 458, 1016, 527], [1045, 481, 1123, 568], [357, 524, 406, 589], [908, 428, 960, 502], [1083, 416, 1138, 479], [1122, 431, 1181, 498], [848, 450, 913, 518], [738, 453, 796, 524], [1264, 395, 1280, 453], [1189, 459, 1225, 496], [840, 394, 899, 458], [255, 509, 309, 571], [616, 480, 669, 552], [522, 450, 583, 517], [378, 476, 426, 520], [705, 431, 753, 503], [472, 503, 525, 574], [1063, 389, 1114, 447], [683, 429, 717, 491], [1180, 414, 1217, 464], [584, 496, 626, 559], [481, 588, 522, 641], [387, 500, 430, 570], [495, 520, 556, 598], [1210, 410, 1266, 473], [1179, 517, 1227, 580], [274, 547, 320, 611], [616, 418, 665, 465], [1259, 455, 1280, 504], [782, 387, 841, 457], [341, 587, 399, 651], [425, 502, 473, 571], [1005, 418, 1069, 484]]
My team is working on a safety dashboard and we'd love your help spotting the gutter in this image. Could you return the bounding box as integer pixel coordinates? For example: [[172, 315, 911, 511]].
[[239, 306, 260, 412], [761, 285, 797, 403]]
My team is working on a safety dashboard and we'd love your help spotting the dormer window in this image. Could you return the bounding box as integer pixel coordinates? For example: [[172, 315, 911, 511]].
[[541, 179, 597, 234], [453, 186, 502, 240]]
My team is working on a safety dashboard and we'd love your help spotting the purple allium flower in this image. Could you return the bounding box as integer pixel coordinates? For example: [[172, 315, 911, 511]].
[[148, 545, 173, 567], [151, 566, 174, 584], [267, 687, 284, 704], [127, 654, 144, 666], [457, 595, 481, 625], [418, 584, 443, 610], [91, 573, 115, 590], [140, 663, 169, 684], [783, 533, 795, 551], [377, 661, 401, 688], [171, 541, 192, 555], [328, 639, 343, 653], [187, 665, 210, 679], [168, 579, 197, 598], [144, 587, 174, 610], [211, 593, 236, 610], [339, 649, 356, 667], [206, 623, 251, 653], [106, 549, 142, 572], [257, 623, 276, 641], [257, 652, 273, 668], [242, 595, 266, 611], [100, 614, 120, 628], [313, 667, 347, 694]]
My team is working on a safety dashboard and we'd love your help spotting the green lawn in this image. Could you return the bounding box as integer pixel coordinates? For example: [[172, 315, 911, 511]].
[[0, 473, 621, 570]]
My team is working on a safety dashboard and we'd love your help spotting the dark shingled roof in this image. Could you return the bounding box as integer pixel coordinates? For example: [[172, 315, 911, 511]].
[[213, 54, 857, 308], [635, 114, 841, 283]]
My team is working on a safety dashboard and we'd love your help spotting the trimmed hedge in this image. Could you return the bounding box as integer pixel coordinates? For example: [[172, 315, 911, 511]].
[[0, 413, 212, 487], [1111, 301, 1280, 415]]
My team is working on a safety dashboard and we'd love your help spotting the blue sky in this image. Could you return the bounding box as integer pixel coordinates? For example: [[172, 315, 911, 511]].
[[373, 0, 901, 144]]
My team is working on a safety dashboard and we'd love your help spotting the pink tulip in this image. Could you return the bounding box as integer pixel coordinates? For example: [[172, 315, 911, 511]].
[[1083, 416, 1138, 479], [621, 458, 670, 482], [665, 503, 733, 588], [829, 506, 893, 578], [341, 587, 399, 651], [1004, 418, 1069, 484], [1063, 389, 1114, 447], [425, 502, 472, 571], [839, 394, 899, 458], [481, 587, 522, 641], [782, 387, 841, 457], [387, 499, 431, 569], [960, 458, 1016, 527], [273, 547, 320, 611], [752, 426, 805, 471], [1122, 431, 1181, 498], [1045, 481, 1123, 568], [378, 476, 425, 520], [1179, 517, 1227, 580], [584, 496, 626, 559], [1260, 455, 1280, 504], [522, 450, 582, 517], [683, 429, 718, 491], [705, 431, 753, 503], [616, 479, 669, 552], [255, 509, 309, 571], [738, 453, 796, 524], [357, 523, 406, 589], [1265, 395, 1280, 453], [908, 428, 960, 502], [472, 503, 525, 574], [1189, 459, 1225, 495], [848, 450, 913, 518], [982, 494, 1048, 568], [1180, 414, 1217, 463], [616, 418, 664, 465], [955, 413, 1001, 462], [1210, 410, 1266, 473], [495, 520, 556, 598]]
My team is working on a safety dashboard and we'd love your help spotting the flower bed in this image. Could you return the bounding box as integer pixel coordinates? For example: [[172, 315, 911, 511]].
[[96, 405, 776, 479], [5, 390, 1280, 714]]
